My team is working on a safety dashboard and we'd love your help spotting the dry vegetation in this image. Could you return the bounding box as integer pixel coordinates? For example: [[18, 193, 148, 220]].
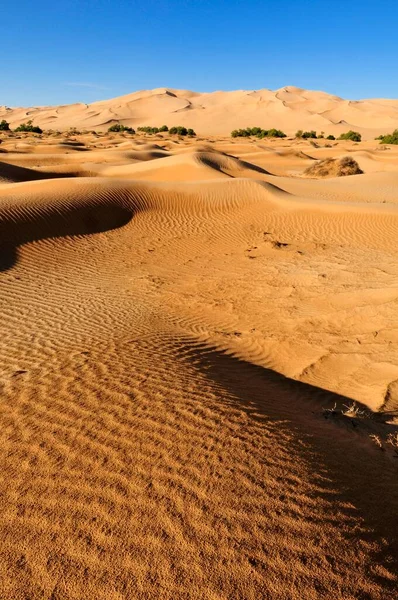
[[304, 156, 363, 178]]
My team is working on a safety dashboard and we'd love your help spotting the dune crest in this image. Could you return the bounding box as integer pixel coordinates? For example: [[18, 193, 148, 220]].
[[3, 86, 398, 137]]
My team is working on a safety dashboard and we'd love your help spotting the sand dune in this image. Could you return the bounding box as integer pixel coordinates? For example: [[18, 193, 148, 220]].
[[0, 131, 398, 599], [3, 86, 398, 137]]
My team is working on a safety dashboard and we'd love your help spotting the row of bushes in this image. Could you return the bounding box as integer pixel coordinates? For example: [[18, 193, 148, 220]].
[[229, 127, 364, 142], [0, 119, 196, 137], [3, 117, 396, 144], [0, 119, 42, 133], [109, 124, 196, 136], [137, 125, 169, 134], [295, 130, 362, 141], [231, 127, 287, 138]]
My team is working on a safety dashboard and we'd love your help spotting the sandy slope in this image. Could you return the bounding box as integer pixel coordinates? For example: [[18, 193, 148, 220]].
[[2, 86, 398, 137], [0, 131, 398, 599]]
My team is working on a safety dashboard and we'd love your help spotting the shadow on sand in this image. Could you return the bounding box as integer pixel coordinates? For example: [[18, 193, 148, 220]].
[[172, 337, 398, 592]]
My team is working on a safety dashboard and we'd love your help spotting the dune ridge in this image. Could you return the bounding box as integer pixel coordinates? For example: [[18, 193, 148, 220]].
[[3, 85, 398, 137]]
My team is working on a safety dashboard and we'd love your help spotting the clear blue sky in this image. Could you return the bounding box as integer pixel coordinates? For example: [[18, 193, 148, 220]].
[[2, 0, 398, 106]]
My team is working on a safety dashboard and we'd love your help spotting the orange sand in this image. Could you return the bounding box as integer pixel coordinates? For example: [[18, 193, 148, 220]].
[[0, 127, 397, 599]]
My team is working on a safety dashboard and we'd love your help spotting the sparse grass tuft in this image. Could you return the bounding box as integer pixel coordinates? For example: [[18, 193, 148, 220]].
[[387, 433, 398, 456]]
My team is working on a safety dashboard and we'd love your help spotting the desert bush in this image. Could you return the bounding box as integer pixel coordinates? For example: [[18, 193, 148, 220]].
[[295, 130, 303, 138], [14, 120, 42, 134], [0, 119, 10, 131], [326, 134, 336, 140], [302, 130, 317, 139], [338, 130, 361, 142], [378, 129, 398, 144], [304, 156, 363, 178], [108, 123, 135, 133], [159, 125, 168, 132], [249, 127, 263, 136], [231, 129, 250, 137], [267, 128, 286, 138], [168, 126, 196, 136]]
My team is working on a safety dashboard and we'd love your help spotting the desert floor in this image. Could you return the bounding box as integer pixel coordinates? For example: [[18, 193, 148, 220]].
[[0, 130, 398, 599]]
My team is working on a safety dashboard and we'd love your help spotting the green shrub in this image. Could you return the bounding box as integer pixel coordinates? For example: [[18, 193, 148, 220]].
[[295, 130, 303, 138], [0, 120, 10, 131], [338, 130, 361, 142], [108, 123, 135, 133], [14, 120, 42, 134], [378, 129, 398, 144], [159, 125, 168, 132], [169, 126, 196, 136], [267, 128, 286, 138], [249, 127, 262, 136], [326, 134, 336, 140], [231, 129, 250, 137], [302, 130, 317, 139]]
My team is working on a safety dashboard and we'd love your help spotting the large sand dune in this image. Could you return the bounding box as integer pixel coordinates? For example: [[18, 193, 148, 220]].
[[2, 85, 398, 137], [0, 129, 398, 599]]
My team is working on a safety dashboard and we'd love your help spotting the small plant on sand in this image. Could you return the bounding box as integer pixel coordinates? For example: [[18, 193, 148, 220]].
[[369, 434, 385, 451], [0, 119, 10, 131], [14, 120, 42, 134], [326, 134, 336, 140], [342, 402, 369, 418], [295, 130, 303, 138], [338, 130, 361, 142], [108, 123, 135, 134], [387, 433, 398, 457], [378, 129, 398, 145], [322, 402, 339, 418]]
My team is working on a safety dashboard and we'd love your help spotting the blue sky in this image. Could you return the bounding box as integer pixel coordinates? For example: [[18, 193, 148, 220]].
[[2, 0, 398, 106]]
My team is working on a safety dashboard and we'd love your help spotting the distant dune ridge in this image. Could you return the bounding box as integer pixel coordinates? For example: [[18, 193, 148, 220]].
[[2, 86, 398, 137]]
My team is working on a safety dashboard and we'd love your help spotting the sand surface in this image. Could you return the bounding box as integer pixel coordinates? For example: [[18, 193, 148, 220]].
[[2, 86, 398, 137], [1, 128, 398, 599]]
